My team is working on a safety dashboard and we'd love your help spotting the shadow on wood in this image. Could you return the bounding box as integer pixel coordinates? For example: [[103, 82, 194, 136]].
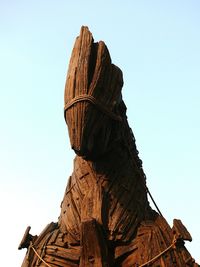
[[19, 26, 199, 267]]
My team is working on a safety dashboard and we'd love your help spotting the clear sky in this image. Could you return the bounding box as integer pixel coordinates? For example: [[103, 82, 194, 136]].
[[0, 0, 199, 265]]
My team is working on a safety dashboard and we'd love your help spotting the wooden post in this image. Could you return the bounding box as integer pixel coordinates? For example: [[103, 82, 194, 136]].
[[80, 218, 109, 267]]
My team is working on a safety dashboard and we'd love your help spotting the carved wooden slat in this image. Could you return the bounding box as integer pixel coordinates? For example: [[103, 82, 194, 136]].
[[46, 245, 80, 262], [173, 219, 192, 241], [79, 219, 108, 267], [20, 26, 199, 267]]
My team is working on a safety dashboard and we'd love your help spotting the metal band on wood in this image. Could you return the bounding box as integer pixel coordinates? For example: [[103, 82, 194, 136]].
[[64, 94, 122, 121]]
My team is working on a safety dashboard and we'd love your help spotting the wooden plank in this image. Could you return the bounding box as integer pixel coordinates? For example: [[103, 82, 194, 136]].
[[46, 245, 80, 262], [79, 218, 108, 267], [20, 26, 199, 267], [173, 219, 192, 241]]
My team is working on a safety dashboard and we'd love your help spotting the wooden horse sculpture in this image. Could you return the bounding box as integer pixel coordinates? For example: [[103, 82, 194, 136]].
[[19, 27, 199, 267]]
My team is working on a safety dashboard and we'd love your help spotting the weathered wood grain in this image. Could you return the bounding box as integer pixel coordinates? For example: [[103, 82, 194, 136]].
[[173, 219, 192, 242], [20, 26, 199, 267]]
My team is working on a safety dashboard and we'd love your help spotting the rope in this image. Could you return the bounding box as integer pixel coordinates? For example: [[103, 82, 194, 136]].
[[30, 237, 178, 267], [138, 237, 177, 267], [145, 186, 163, 217], [65, 93, 163, 217], [64, 94, 122, 121], [127, 114, 164, 217], [65, 94, 163, 217], [31, 245, 52, 267]]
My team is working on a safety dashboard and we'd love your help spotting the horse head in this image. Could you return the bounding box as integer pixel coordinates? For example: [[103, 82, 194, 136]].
[[64, 27, 126, 160]]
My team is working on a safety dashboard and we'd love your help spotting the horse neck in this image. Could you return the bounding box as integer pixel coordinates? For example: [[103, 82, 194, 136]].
[[59, 120, 151, 242], [89, 118, 150, 213]]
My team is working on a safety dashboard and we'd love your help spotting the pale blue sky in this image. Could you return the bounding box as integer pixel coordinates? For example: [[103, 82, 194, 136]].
[[0, 1, 200, 265]]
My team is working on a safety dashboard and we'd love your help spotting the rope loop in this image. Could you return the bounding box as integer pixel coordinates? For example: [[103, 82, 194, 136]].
[[64, 94, 122, 121]]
